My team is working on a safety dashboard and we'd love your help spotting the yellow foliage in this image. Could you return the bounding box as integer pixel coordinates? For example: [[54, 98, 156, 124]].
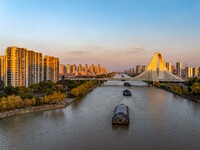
[[0, 95, 37, 110], [41, 92, 66, 104], [153, 82, 160, 87], [192, 82, 200, 94], [70, 88, 80, 97], [70, 81, 96, 97], [170, 85, 182, 94]]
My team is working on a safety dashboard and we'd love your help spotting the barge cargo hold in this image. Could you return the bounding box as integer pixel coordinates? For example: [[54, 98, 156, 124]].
[[112, 104, 129, 125]]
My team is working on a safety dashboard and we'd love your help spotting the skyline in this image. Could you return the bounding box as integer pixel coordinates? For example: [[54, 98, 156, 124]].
[[1, 0, 200, 71]]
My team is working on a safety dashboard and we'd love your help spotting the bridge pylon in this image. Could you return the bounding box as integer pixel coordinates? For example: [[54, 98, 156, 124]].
[[133, 52, 184, 82]]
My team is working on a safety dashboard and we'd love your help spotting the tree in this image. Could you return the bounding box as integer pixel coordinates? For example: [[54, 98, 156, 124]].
[[56, 84, 65, 93], [35, 97, 42, 106], [0, 91, 7, 98], [29, 84, 41, 93], [20, 93, 33, 100], [70, 88, 80, 97], [182, 88, 188, 95], [3, 86, 16, 95], [192, 82, 200, 96], [15, 86, 30, 95], [170, 85, 182, 94], [0, 97, 8, 112], [61, 75, 65, 81], [153, 82, 160, 87]]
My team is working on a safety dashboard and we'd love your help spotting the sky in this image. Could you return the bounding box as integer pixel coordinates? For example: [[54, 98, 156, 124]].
[[0, 0, 200, 71]]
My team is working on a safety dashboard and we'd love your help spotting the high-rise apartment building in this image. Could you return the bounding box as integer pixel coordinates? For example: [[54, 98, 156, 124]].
[[71, 64, 76, 74], [78, 64, 82, 74], [97, 64, 101, 75], [5, 46, 25, 86], [89, 64, 95, 74], [141, 65, 146, 73], [166, 62, 172, 72], [136, 65, 141, 75], [199, 67, 200, 77], [85, 64, 88, 74], [176, 62, 182, 76], [131, 67, 135, 76], [171, 65, 176, 74], [192, 67, 198, 78], [101, 67, 107, 74], [0, 56, 5, 82], [185, 67, 192, 78], [4, 46, 43, 87], [43, 56, 59, 83], [59, 64, 66, 74], [66, 64, 71, 74], [27, 51, 43, 86]]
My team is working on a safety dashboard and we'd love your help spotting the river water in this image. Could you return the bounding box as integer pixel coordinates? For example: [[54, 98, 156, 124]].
[[0, 81, 200, 150]]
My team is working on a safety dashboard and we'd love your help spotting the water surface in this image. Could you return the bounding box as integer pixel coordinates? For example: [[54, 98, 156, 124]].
[[0, 81, 200, 150]]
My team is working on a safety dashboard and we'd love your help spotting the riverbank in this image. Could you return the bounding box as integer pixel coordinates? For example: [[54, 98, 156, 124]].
[[0, 98, 75, 119], [155, 86, 200, 103], [0, 85, 98, 119]]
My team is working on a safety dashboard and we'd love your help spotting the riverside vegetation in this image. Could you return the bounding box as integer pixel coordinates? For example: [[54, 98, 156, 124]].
[[0, 80, 98, 112], [154, 78, 200, 102]]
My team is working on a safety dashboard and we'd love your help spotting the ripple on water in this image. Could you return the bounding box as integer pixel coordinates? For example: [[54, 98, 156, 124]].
[[0, 83, 200, 150]]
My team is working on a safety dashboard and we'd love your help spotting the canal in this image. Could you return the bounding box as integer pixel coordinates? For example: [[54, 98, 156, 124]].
[[0, 81, 200, 150]]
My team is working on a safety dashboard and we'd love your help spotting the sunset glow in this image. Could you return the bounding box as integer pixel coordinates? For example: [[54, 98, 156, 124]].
[[0, 0, 200, 70]]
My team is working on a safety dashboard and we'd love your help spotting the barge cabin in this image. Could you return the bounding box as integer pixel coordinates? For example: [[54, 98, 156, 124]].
[[124, 82, 131, 87], [112, 104, 129, 125], [123, 89, 132, 96]]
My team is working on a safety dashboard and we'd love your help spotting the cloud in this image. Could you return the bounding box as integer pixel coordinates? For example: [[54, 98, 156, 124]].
[[67, 50, 92, 55], [132, 46, 145, 51], [127, 46, 145, 54], [83, 46, 106, 51]]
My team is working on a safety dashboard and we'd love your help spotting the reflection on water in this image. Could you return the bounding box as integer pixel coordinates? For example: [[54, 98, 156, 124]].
[[147, 87, 166, 127], [112, 125, 129, 131], [42, 109, 65, 119], [0, 81, 200, 150]]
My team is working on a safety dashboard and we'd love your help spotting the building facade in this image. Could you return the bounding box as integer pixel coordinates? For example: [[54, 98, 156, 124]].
[[1, 46, 59, 87], [199, 67, 200, 77], [166, 62, 172, 72], [141, 65, 147, 73], [0, 56, 5, 82], [136, 65, 141, 75], [185, 67, 192, 78], [43, 56, 59, 83], [4, 46, 43, 87], [192, 67, 198, 78], [59, 64, 66, 74], [176, 62, 182, 77], [66, 64, 71, 74]]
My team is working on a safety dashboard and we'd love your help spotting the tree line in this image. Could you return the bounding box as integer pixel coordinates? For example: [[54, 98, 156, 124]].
[[154, 78, 200, 97], [0, 92, 65, 112], [0, 80, 99, 112], [70, 80, 97, 97]]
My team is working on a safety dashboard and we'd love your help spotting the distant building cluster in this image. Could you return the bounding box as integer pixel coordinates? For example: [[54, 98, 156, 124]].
[[59, 64, 107, 76], [124, 65, 147, 77], [0, 46, 59, 87], [165, 62, 200, 79], [125, 61, 200, 79]]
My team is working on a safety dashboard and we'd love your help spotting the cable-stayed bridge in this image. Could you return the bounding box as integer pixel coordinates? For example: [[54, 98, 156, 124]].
[[132, 52, 184, 82]]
